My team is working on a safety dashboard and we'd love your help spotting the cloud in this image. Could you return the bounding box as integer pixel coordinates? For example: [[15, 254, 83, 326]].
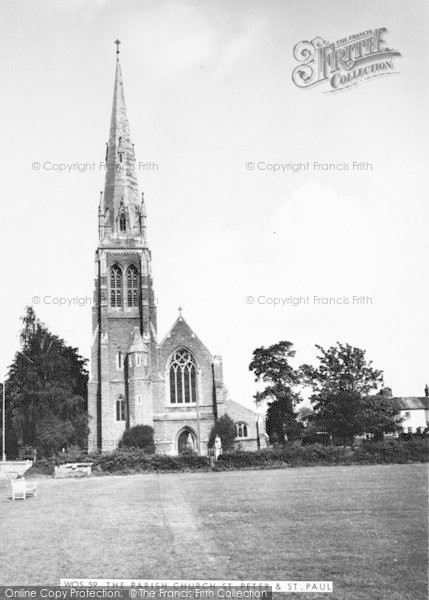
[[206, 20, 265, 88], [263, 171, 428, 293], [48, 0, 109, 21], [127, 2, 264, 84], [128, 2, 217, 78], [265, 181, 364, 281]]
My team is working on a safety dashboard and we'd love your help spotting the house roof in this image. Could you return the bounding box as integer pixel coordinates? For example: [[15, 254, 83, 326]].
[[226, 399, 259, 417], [391, 397, 429, 411]]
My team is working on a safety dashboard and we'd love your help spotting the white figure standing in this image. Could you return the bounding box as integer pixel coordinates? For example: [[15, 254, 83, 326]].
[[214, 435, 222, 461]]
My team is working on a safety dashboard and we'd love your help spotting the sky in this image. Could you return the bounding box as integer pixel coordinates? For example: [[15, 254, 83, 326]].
[[0, 0, 428, 409]]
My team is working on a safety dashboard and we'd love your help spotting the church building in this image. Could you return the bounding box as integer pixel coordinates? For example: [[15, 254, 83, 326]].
[[88, 44, 263, 455]]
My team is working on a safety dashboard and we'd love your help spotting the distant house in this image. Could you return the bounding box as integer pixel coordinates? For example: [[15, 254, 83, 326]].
[[391, 397, 429, 434], [359, 387, 429, 439], [377, 387, 429, 434]]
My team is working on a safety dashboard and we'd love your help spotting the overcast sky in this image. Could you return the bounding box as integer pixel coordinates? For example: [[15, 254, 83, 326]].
[[1, 0, 428, 407]]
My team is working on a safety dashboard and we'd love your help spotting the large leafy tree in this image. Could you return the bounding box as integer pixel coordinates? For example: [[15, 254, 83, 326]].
[[249, 341, 301, 444], [301, 342, 384, 400], [301, 343, 396, 442], [4, 306, 89, 457]]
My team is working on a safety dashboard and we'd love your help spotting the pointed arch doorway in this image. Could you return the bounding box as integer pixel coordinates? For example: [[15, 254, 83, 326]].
[[177, 428, 197, 454]]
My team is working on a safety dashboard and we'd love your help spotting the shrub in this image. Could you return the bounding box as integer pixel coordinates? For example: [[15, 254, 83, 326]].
[[354, 438, 429, 464], [92, 448, 209, 473], [119, 425, 155, 453], [215, 444, 351, 469], [215, 439, 428, 470], [208, 414, 236, 450]]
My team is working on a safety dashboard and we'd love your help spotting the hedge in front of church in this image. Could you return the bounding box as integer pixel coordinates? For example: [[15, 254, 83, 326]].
[[214, 438, 429, 469], [94, 448, 209, 473], [27, 438, 428, 476], [28, 448, 210, 476]]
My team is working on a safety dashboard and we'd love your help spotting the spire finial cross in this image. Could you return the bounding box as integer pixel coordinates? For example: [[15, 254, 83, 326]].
[[178, 306, 183, 317], [115, 39, 121, 54]]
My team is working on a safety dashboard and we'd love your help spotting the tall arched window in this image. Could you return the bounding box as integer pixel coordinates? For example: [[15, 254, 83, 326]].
[[110, 264, 122, 307], [127, 265, 139, 307], [116, 396, 126, 421], [236, 422, 248, 438], [119, 212, 126, 232], [169, 348, 197, 404]]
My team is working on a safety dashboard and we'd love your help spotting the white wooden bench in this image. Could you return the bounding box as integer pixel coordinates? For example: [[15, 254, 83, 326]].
[[11, 478, 37, 500]]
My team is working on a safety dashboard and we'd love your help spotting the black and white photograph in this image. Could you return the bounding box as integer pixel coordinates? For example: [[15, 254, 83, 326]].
[[0, 1, 428, 599]]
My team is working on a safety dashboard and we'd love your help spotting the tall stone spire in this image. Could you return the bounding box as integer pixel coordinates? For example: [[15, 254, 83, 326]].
[[88, 40, 157, 454], [100, 42, 145, 243]]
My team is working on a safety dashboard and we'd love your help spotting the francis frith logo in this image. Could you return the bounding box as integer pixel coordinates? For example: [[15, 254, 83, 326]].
[[292, 27, 401, 92]]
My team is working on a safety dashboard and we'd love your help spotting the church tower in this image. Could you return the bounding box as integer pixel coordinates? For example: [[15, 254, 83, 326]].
[[87, 42, 264, 455], [88, 42, 158, 451]]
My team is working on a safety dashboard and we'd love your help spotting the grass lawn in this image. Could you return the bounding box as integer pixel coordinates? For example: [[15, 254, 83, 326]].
[[0, 464, 427, 599]]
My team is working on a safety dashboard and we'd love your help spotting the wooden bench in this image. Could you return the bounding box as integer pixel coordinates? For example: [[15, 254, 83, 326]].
[[54, 462, 93, 478], [11, 478, 37, 500]]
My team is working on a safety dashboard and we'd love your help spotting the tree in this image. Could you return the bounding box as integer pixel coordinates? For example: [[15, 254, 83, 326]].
[[359, 395, 399, 440], [301, 342, 384, 401], [120, 425, 155, 452], [312, 391, 364, 443], [301, 343, 395, 443], [249, 341, 301, 444], [36, 416, 76, 456], [297, 406, 314, 425], [208, 414, 236, 451], [5, 307, 89, 457], [265, 389, 302, 443]]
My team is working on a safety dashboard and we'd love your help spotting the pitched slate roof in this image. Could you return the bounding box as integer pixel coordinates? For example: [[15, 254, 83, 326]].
[[159, 315, 212, 356], [227, 399, 259, 417], [391, 397, 429, 411]]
